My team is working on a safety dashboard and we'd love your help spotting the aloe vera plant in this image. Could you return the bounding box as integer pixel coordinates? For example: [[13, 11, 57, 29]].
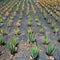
[[46, 44, 55, 56], [12, 37, 18, 46], [51, 22, 56, 29], [50, 12, 53, 16], [48, 19, 51, 24], [43, 35, 49, 44], [27, 20, 31, 26], [39, 28, 44, 34], [0, 37, 4, 45], [14, 28, 20, 35], [55, 16, 59, 21], [30, 45, 39, 59], [28, 28, 33, 34], [0, 28, 7, 35], [0, 18, 3, 23], [7, 42, 15, 54], [58, 35, 60, 42], [43, 12, 47, 19], [29, 33, 34, 42], [53, 27, 59, 33]]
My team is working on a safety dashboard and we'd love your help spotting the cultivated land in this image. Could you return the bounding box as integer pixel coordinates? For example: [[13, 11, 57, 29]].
[[0, 0, 60, 60]]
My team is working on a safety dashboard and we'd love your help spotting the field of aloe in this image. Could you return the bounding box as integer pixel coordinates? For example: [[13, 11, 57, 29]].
[[0, 0, 60, 60]]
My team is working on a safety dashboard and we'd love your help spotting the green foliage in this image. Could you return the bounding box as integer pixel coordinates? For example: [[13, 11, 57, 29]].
[[0, 28, 7, 35], [43, 35, 49, 44], [7, 42, 15, 54], [48, 19, 51, 24], [39, 28, 44, 34], [0, 18, 3, 23], [55, 16, 59, 21], [27, 20, 31, 26], [43, 12, 47, 19], [7, 37, 18, 54], [50, 12, 53, 16], [58, 35, 60, 42], [30, 45, 38, 58], [0, 37, 3, 45], [36, 22, 41, 26], [14, 28, 20, 35], [29, 33, 34, 42], [35, 18, 39, 22], [12, 37, 18, 46], [51, 22, 56, 29], [53, 27, 59, 33], [46, 44, 55, 56], [28, 28, 33, 34], [40, 8, 43, 13]]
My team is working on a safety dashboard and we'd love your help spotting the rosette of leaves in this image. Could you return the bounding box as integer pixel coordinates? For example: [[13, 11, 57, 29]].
[[48, 19, 51, 24], [35, 18, 39, 22], [51, 22, 56, 29], [0, 37, 4, 45], [14, 28, 20, 35], [12, 37, 18, 46], [53, 27, 59, 33], [47, 10, 50, 14], [0, 28, 7, 35], [55, 16, 59, 21], [36, 22, 41, 26], [7, 37, 18, 54], [7, 42, 15, 54], [0, 18, 3, 23], [43, 12, 47, 19], [46, 44, 55, 56], [28, 28, 33, 34], [30, 45, 39, 59], [40, 8, 43, 13], [28, 32, 34, 42], [58, 35, 60, 42], [27, 20, 32, 26], [43, 35, 49, 45], [39, 28, 44, 34], [50, 12, 53, 16]]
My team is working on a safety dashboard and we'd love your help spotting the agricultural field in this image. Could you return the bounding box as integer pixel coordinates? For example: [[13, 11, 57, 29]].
[[0, 0, 60, 60]]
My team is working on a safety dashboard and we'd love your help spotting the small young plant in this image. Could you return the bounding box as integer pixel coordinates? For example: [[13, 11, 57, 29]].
[[0, 37, 4, 45], [28, 27, 33, 34], [27, 20, 32, 26], [36, 22, 41, 26], [28, 32, 34, 43], [7, 37, 18, 54], [40, 8, 43, 13], [53, 27, 59, 33], [30, 45, 39, 59], [7, 20, 13, 27], [39, 28, 44, 34], [55, 16, 59, 21], [50, 12, 53, 16], [0, 18, 3, 23], [46, 44, 55, 56], [14, 28, 20, 35], [12, 37, 18, 47], [35, 18, 39, 22], [51, 22, 56, 29], [43, 12, 47, 19], [5, 12, 9, 17], [7, 42, 15, 54], [47, 10, 50, 14], [48, 19, 51, 24], [0, 28, 7, 35], [43, 35, 49, 45], [58, 35, 60, 42], [16, 20, 21, 27]]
